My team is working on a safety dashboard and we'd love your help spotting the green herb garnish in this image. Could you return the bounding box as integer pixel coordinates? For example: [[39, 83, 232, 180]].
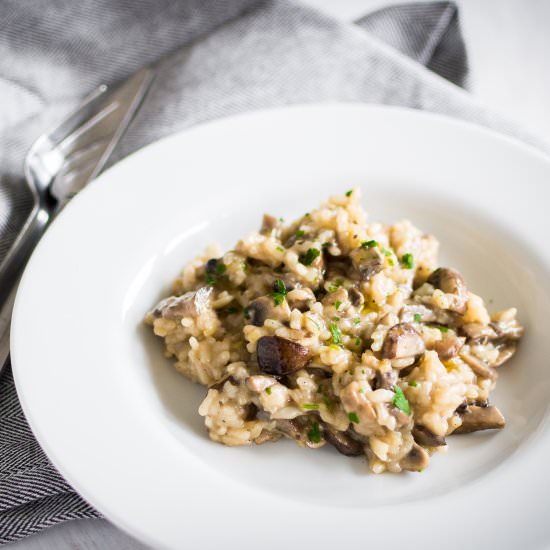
[[299, 247, 321, 266], [322, 395, 334, 411], [303, 403, 320, 410], [308, 422, 321, 443], [335, 300, 342, 310], [355, 337, 362, 346], [361, 240, 378, 249], [205, 274, 216, 285], [353, 317, 361, 325], [381, 247, 393, 257], [401, 253, 414, 269], [393, 386, 411, 415], [414, 313, 422, 323], [348, 412, 359, 424], [243, 307, 250, 320], [409, 380, 418, 388], [265, 387, 272, 395], [345, 189, 353, 197], [295, 229, 305, 238], [272, 278, 288, 306], [328, 322, 341, 345], [276, 246, 285, 252], [215, 263, 226, 275], [279, 217, 284, 222]]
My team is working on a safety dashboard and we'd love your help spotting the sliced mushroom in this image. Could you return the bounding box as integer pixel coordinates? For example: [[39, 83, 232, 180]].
[[492, 342, 517, 367], [246, 297, 273, 327], [321, 422, 363, 457], [431, 336, 465, 360], [389, 406, 411, 430], [208, 375, 238, 391], [382, 323, 425, 360], [490, 320, 525, 341], [260, 214, 282, 237], [151, 286, 213, 319], [460, 351, 497, 381], [349, 246, 385, 281], [275, 419, 302, 441], [400, 304, 436, 324], [349, 287, 365, 307], [427, 267, 468, 314], [243, 403, 259, 421], [322, 287, 348, 310], [400, 442, 430, 472], [461, 323, 498, 343], [374, 370, 397, 390], [413, 425, 446, 447], [452, 405, 505, 434], [256, 336, 310, 376]]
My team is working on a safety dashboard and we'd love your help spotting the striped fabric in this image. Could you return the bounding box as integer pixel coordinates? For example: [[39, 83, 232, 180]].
[[0, 0, 527, 544]]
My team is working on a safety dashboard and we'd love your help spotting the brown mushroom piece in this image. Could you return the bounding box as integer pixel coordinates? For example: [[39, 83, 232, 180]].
[[490, 320, 525, 341], [246, 297, 274, 327], [260, 214, 282, 238], [412, 425, 447, 447], [431, 336, 465, 360], [275, 419, 302, 441], [256, 336, 310, 376], [452, 405, 505, 434], [374, 370, 397, 390], [400, 442, 430, 472], [151, 286, 213, 320], [382, 323, 425, 360], [492, 342, 517, 367], [321, 422, 363, 457], [427, 267, 468, 314], [349, 287, 365, 307], [349, 246, 385, 282], [460, 351, 497, 381]]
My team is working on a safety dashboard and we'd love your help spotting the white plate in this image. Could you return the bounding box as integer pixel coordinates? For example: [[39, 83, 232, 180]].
[[11, 104, 550, 550]]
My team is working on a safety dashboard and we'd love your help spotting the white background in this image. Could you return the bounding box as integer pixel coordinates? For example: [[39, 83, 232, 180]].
[[9, 1, 550, 549]]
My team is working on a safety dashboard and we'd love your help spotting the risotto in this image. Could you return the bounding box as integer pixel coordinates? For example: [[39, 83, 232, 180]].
[[145, 188, 523, 473]]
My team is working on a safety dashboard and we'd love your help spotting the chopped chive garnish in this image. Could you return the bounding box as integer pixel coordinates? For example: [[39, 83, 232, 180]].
[[215, 263, 226, 275], [345, 189, 353, 197], [409, 380, 418, 387], [381, 247, 392, 257], [393, 386, 411, 415], [295, 229, 305, 238], [361, 240, 378, 249], [265, 387, 272, 395], [332, 316, 340, 321], [353, 317, 361, 325], [335, 300, 342, 310], [276, 246, 285, 252], [355, 337, 361, 346], [205, 274, 216, 285], [242, 262, 249, 272], [304, 212, 310, 217], [279, 217, 284, 222], [307, 422, 321, 443], [299, 247, 321, 266], [348, 412, 359, 424], [303, 403, 320, 410], [414, 313, 422, 323], [387, 258, 395, 267], [328, 322, 341, 345], [272, 279, 288, 306], [243, 307, 250, 320], [401, 253, 414, 269], [439, 326, 449, 333]]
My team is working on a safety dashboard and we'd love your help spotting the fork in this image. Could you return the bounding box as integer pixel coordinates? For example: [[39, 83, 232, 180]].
[[0, 67, 155, 372]]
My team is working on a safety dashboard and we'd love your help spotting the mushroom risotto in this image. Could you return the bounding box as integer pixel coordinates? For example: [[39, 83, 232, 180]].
[[145, 188, 523, 473]]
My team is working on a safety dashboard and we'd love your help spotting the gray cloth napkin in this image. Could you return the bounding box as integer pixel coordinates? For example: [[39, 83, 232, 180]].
[[0, 0, 544, 544]]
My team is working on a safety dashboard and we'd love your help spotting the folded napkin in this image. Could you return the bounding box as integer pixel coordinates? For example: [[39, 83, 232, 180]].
[[0, 0, 544, 544]]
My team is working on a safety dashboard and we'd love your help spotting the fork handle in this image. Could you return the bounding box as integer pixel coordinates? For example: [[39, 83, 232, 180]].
[[0, 207, 50, 373]]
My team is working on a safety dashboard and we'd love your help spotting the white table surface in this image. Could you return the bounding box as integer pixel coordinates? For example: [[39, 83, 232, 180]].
[[8, 1, 550, 548]]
